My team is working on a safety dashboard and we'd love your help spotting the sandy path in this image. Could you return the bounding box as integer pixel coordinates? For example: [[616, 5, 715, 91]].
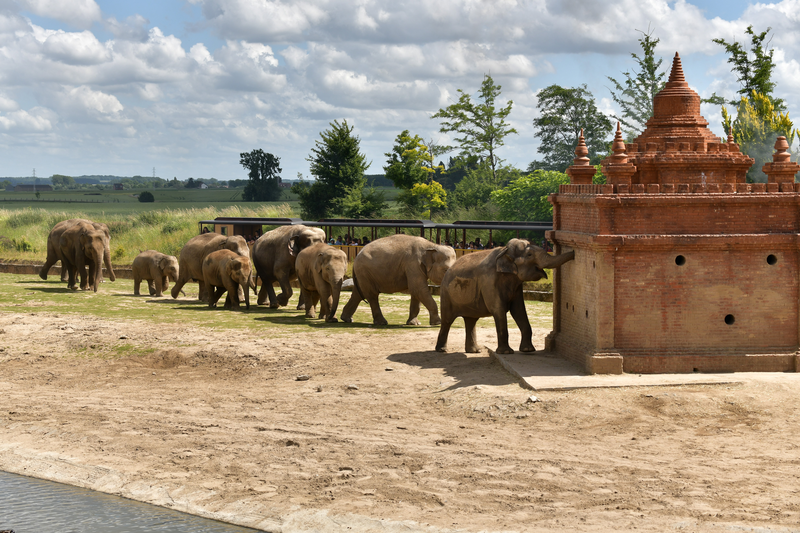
[[1, 310, 799, 532]]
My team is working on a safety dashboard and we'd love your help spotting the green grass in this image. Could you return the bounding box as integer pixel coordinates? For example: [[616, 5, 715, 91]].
[[0, 274, 554, 333]]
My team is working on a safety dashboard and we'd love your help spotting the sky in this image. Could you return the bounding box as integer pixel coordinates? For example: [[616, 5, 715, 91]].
[[1, 0, 799, 182]]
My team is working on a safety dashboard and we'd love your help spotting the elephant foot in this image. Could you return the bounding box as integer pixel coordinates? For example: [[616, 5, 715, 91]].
[[305, 312, 316, 319], [296, 302, 305, 310], [519, 345, 536, 353], [435, 345, 447, 353], [277, 296, 290, 307], [373, 318, 389, 326], [495, 346, 514, 355], [39, 270, 47, 280], [109, 274, 116, 282], [429, 317, 442, 326], [406, 317, 421, 326], [269, 302, 280, 309], [340, 315, 353, 323], [325, 317, 339, 323]]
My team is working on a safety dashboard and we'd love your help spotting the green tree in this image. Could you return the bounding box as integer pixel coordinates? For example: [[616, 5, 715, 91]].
[[410, 181, 447, 220], [453, 163, 521, 208], [491, 170, 569, 222], [384, 130, 444, 216], [293, 120, 375, 219], [531, 84, 613, 172], [722, 91, 799, 182], [607, 28, 666, 138], [705, 25, 783, 111], [50, 174, 77, 189], [138, 191, 155, 203], [240, 149, 283, 202], [432, 75, 517, 185]]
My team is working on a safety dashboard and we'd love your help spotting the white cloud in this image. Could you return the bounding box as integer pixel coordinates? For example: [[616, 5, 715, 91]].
[[18, 0, 101, 29], [41, 30, 109, 65], [0, 108, 55, 132]]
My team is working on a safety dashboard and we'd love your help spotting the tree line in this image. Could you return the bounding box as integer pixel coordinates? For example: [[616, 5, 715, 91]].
[[240, 25, 797, 221]]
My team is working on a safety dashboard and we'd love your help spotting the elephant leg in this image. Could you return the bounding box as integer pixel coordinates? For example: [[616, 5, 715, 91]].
[[162, 276, 169, 293], [170, 274, 187, 299], [493, 308, 514, 354], [61, 256, 77, 290], [340, 289, 362, 323], [198, 281, 209, 302], [133, 275, 142, 296], [510, 292, 534, 352], [60, 266, 69, 282], [296, 290, 306, 311], [408, 278, 440, 326], [148, 279, 158, 297], [317, 284, 337, 322], [40, 246, 58, 280], [435, 317, 454, 352], [406, 296, 421, 326], [464, 317, 480, 353], [276, 278, 293, 307], [300, 287, 316, 318], [225, 280, 240, 309], [208, 286, 225, 308], [365, 293, 388, 326]]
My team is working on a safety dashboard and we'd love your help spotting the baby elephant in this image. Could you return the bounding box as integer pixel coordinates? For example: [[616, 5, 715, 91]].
[[202, 249, 252, 310], [296, 243, 348, 322], [132, 250, 179, 297]]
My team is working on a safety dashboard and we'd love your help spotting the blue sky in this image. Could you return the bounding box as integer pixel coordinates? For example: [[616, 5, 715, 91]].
[[1, 0, 798, 183]]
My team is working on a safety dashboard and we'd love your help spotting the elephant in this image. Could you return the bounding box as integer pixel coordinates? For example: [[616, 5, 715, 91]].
[[40, 218, 115, 284], [170, 233, 250, 301], [435, 239, 575, 355], [251, 225, 326, 308], [202, 249, 252, 310], [132, 250, 179, 297], [296, 243, 348, 322], [57, 221, 110, 292], [340, 234, 456, 326]]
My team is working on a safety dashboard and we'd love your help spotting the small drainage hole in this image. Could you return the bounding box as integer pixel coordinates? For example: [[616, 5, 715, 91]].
[[724, 314, 735, 325], [675, 255, 686, 266], [767, 254, 778, 265]]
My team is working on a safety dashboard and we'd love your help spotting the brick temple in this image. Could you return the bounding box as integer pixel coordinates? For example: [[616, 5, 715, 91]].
[[546, 53, 800, 374]]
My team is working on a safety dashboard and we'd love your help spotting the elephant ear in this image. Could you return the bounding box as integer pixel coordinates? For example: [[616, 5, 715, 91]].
[[496, 247, 517, 274], [288, 237, 299, 257], [422, 249, 436, 274], [315, 252, 326, 274], [158, 256, 170, 270]]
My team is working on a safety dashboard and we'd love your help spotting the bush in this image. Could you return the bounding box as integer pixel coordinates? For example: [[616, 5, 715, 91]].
[[138, 191, 155, 203], [12, 236, 34, 252], [112, 246, 125, 261]]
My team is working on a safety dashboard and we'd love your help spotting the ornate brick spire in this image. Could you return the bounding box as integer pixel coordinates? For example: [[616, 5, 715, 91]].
[[762, 136, 800, 185], [565, 129, 596, 184], [602, 122, 637, 187]]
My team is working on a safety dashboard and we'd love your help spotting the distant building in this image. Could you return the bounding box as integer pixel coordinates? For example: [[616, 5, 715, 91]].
[[14, 184, 52, 192], [199, 183, 208, 189], [113, 183, 124, 190]]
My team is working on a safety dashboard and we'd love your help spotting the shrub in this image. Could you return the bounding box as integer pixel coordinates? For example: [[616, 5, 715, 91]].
[[162, 220, 188, 234], [112, 246, 125, 261], [138, 191, 155, 203], [12, 236, 34, 252], [105, 220, 132, 236], [136, 211, 170, 226]]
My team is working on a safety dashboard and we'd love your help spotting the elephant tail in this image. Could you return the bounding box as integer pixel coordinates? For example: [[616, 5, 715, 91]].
[[351, 272, 366, 302]]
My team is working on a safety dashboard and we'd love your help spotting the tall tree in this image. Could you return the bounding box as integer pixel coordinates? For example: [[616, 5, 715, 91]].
[[240, 149, 282, 202], [607, 28, 666, 138], [293, 120, 383, 219], [531, 84, 613, 172], [722, 91, 799, 182], [432, 75, 517, 185], [384, 130, 445, 217], [705, 25, 783, 111], [490, 170, 569, 222]]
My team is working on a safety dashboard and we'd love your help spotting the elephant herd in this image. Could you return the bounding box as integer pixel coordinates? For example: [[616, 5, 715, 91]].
[[40, 219, 575, 354]]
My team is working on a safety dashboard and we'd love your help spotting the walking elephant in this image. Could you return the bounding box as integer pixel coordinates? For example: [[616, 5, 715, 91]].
[[251, 225, 326, 308], [296, 243, 348, 322], [132, 250, 179, 297], [170, 233, 250, 301], [340, 234, 456, 326], [202, 249, 252, 310], [58, 220, 110, 292], [435, 239, 575, 354], [40, 218, 115, 284]]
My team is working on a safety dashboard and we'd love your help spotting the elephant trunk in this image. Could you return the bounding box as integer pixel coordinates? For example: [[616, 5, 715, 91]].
[[535, 249, 575, 270], [328, 277, 344, 321], [241, 280, 250, 310], [104, 240, 116, 282]]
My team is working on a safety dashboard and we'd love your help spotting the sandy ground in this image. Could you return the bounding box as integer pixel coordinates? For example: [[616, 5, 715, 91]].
[[1, 307, 800, 532]]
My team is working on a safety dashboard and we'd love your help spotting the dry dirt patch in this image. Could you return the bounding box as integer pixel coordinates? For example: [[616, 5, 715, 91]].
[[1, 310, 799, 532]]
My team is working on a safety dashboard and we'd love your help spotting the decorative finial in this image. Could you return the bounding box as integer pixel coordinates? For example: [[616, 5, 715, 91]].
[[668, 52, 686, 83], [573, 128, 590, 166], [773, 136, 791, 163], [727, 133, 734, 144], [611, 122, 627, 163]]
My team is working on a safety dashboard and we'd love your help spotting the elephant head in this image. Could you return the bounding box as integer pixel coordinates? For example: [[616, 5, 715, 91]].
[[77, 228, 107, 292], [222, 235, 250, 258], [160, 255, 179, 288], [227, 256, 252, 309], [288, 228, 327, 257], [496, 239, 575, 282], [315, 248, 348, 322], [424, 245, 457, 285]]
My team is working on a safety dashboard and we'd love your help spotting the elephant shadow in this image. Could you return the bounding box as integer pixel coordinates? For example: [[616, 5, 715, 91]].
[[253, 312, 411, 329], [23, 285, 81, 294], [387, 349, 519, 391]]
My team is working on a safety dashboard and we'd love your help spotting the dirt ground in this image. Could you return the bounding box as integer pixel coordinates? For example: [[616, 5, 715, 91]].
[[1, 306, 800, 532]]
